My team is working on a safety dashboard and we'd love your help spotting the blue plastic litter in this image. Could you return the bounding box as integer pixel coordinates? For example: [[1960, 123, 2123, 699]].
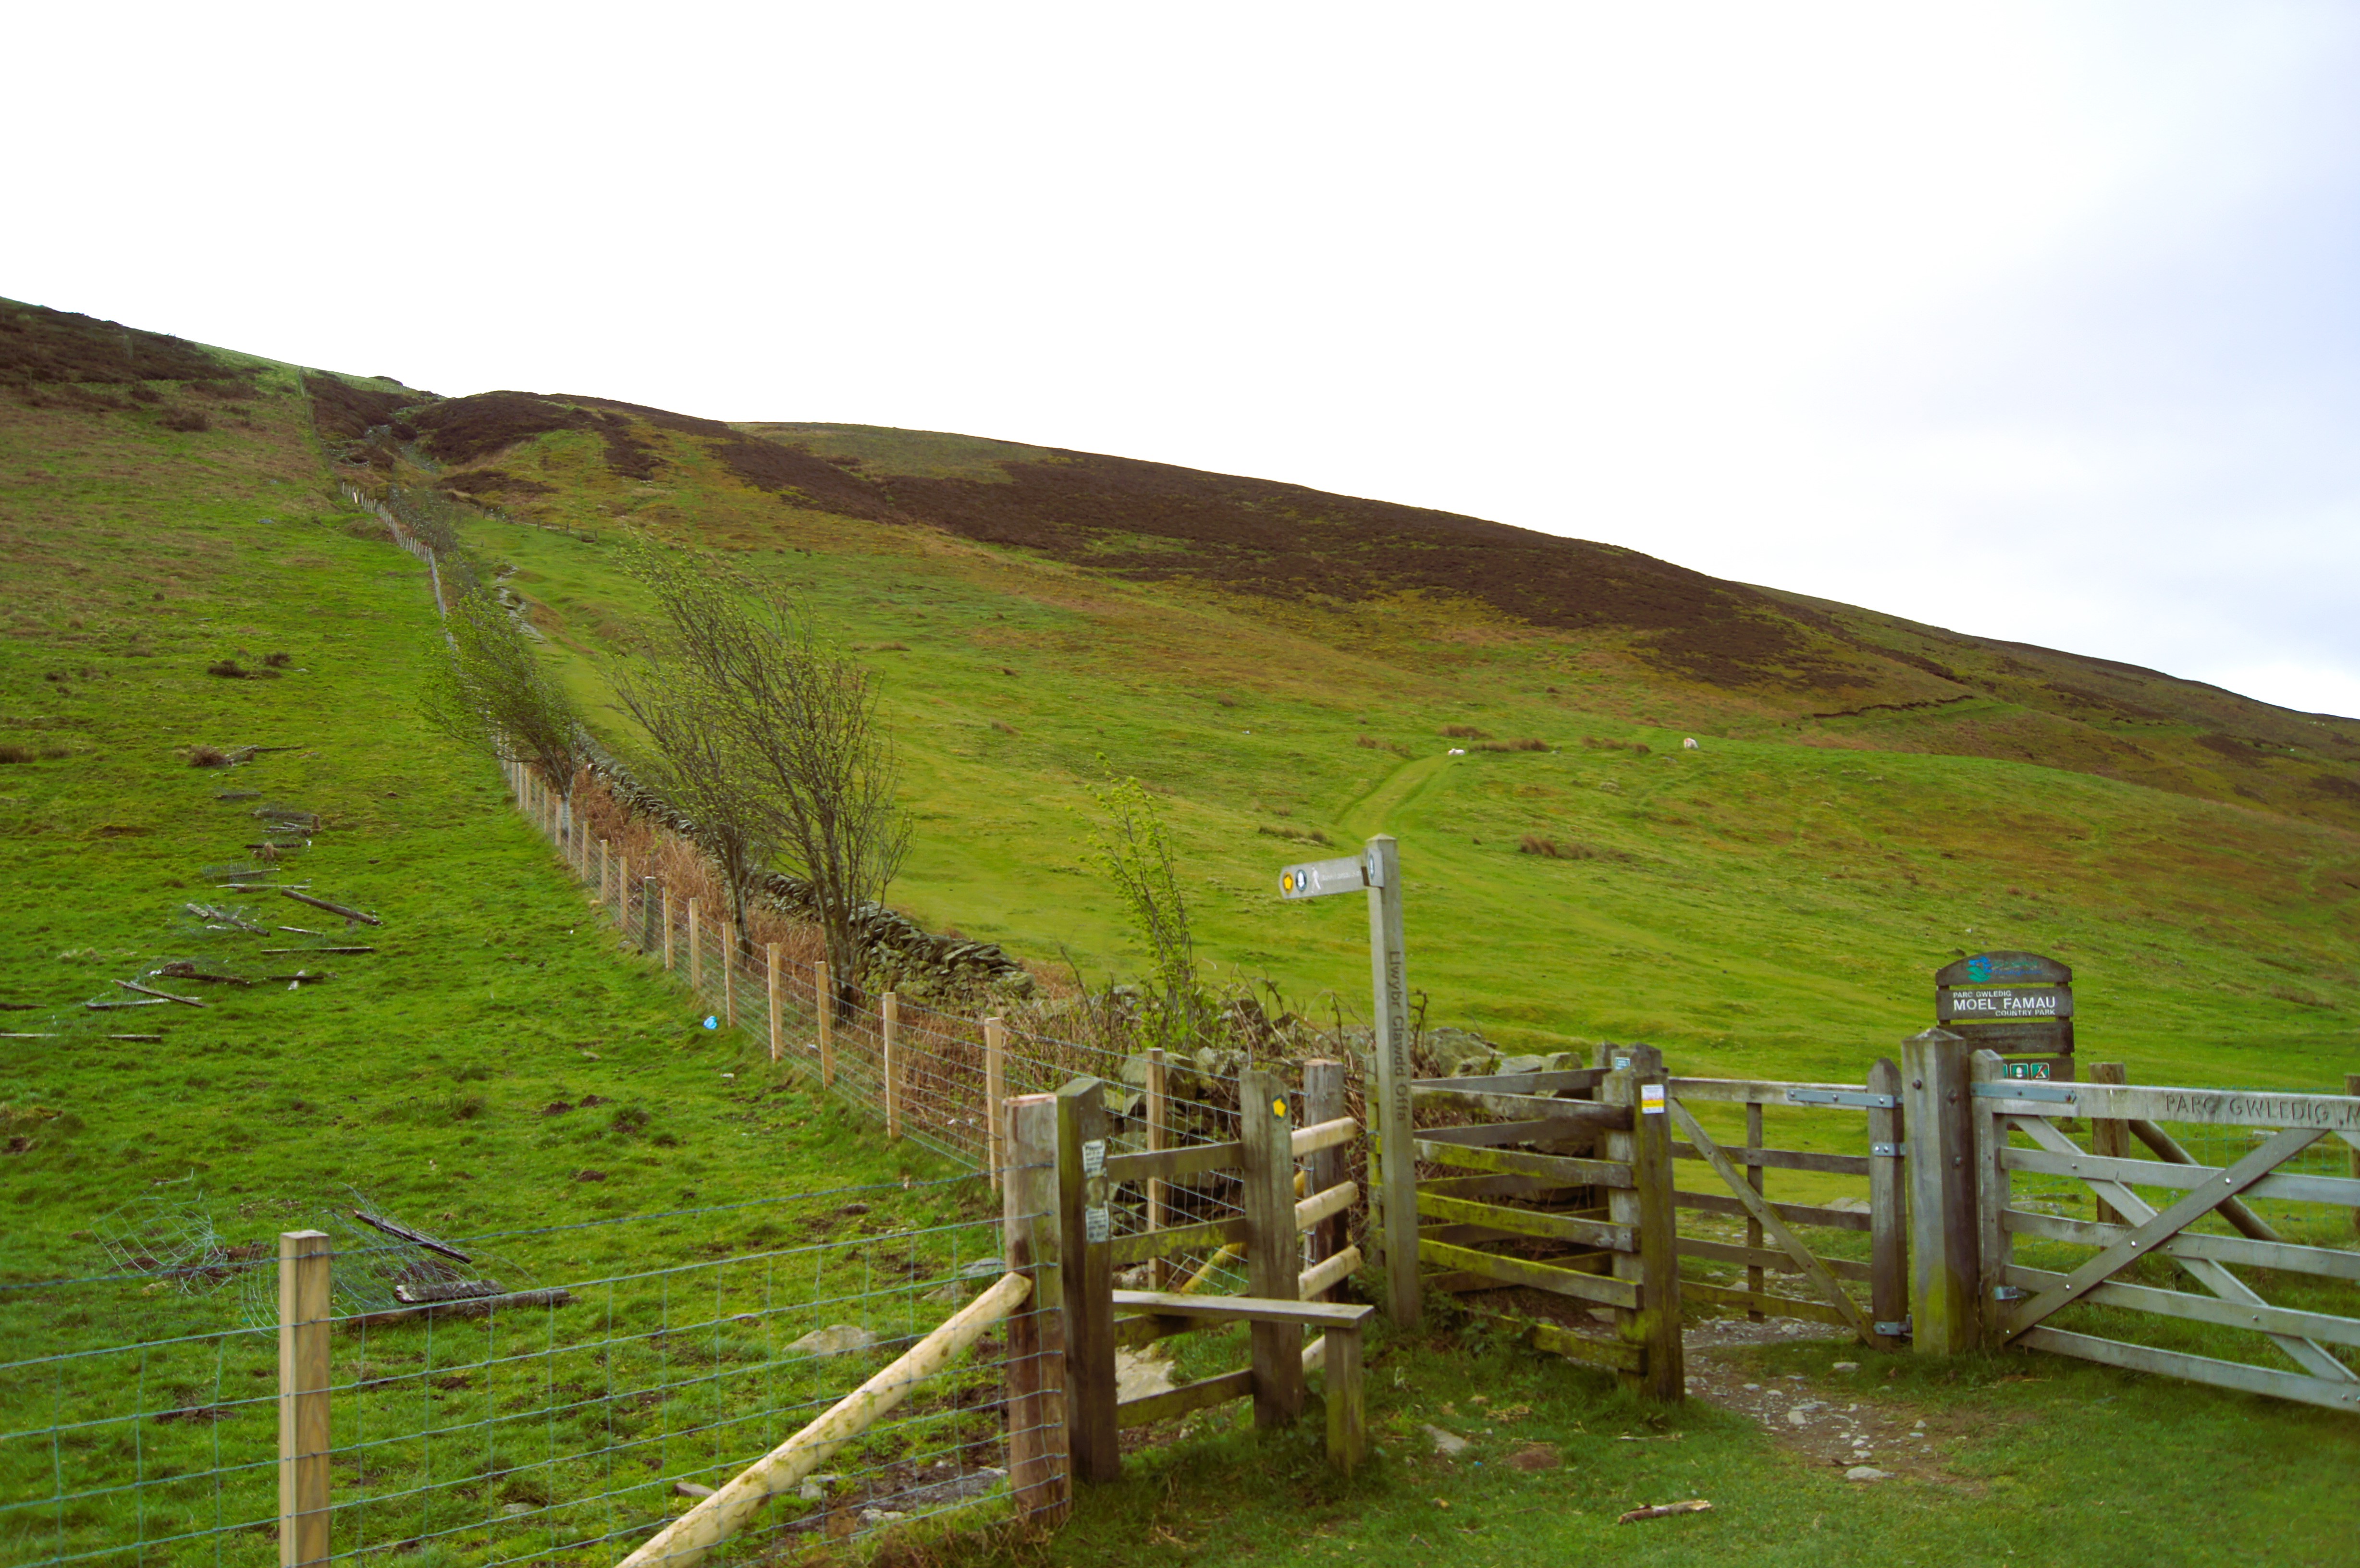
[[702, 1015, 719, 1030]]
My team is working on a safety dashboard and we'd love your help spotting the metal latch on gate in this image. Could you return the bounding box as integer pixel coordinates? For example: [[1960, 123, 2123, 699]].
[[1870, 1141, 1901, 1157], [1971, 1082, 2077, 1104], [1874, 1316, 1912, 1339], [1786, 1088, 1899, 1110], [1992, 1285, 2029, 1302]]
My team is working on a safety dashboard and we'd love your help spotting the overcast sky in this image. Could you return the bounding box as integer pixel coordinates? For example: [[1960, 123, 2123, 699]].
[[12, 3, 2358, 717]]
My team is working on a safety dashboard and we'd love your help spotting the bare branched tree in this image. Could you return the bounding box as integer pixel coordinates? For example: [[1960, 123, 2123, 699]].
[[611, 546, 774, 956], [617, 534, 911, 992], [421, 586, 588, 813]]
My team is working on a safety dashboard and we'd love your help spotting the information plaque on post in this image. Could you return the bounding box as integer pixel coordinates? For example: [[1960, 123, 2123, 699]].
[[1934, 950, 2073, 1081]]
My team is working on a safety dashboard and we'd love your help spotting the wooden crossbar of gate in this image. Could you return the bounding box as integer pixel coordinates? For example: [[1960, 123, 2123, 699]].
[[1972, 1051, 2360, 1414]]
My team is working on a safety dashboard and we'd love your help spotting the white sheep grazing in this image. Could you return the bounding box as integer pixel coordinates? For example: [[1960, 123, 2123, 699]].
[[1683, 737, 1700, 751], [1448, 747, 1466, 756]]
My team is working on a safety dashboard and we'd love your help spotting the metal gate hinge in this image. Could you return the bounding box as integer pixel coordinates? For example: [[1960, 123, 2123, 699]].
[[1874, 1317, 1912, 1338], [1992, 1285, 2028, 1302], [1870, 1141, 1901, 1158], [1787, 1088, 1899, 1110]]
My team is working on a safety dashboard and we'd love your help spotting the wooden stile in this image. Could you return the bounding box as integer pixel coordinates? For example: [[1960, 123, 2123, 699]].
[[1302, 1058, 1347, 1298], [1240, 1067, 1307, 1427], [765, 943, 782, 1063], [882, 992, 901, 1140], [816, 961, 835, 1085], [1003, 1094, 1070, 1523], [277, 1230, 332, 1568], [984, 1018, 1008, 1191], [1056, 1078, 1119, 1483]]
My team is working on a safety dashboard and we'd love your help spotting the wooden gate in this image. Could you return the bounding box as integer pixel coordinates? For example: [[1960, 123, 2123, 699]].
[[1404, 1044, 1683, 1399], [1663, 1063, 1909, 1349], [1972, 1052, 2360, 1412]]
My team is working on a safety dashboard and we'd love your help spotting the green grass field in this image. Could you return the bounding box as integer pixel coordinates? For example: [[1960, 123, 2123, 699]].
[[2, 325, 2356, 1566]]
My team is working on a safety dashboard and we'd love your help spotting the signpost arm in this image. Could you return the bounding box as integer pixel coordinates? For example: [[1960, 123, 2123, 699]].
[[1365, 835, 1419, 1327]]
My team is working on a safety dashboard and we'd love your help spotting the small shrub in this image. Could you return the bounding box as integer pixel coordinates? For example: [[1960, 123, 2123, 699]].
[[1439, 723, 1490, 739], [342, 515, 388, 540], [1356, 735, 1380, 748], [263, 652, 292, 668], [443, 1093, 487, 1122], [0, 744, 31, 765], [188, 746, 228, 768], [989, 719, 1018, 735], [1582, 736, 1651, 755], [1215, 695, 1237, 708], [159, 409, 211, 433], [1474, 737, 1549, 752], [205, 660, 248, 679], [999, 666, 1017, 677]]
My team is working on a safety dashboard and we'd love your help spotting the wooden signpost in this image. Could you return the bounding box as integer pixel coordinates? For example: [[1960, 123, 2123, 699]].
[[1935, 950, 2072, 1081], [1279, 836, 1417, 1326]]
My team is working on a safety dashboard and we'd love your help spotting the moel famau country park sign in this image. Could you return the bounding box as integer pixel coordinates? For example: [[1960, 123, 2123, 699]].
[[1935, 949, 2074, 1081]]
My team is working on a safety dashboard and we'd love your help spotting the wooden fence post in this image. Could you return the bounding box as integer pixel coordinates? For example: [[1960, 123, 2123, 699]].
[[277, 1230, 332, 1568], [1240, 1066, 1307, 1426], [1302, 1058, 1346, 1298], [2348, 1073, 2360, 1237], [985, 1018, 1008, 1190], [1603, 1046, 1682, 1401], [2090, 1062, 2128, 1226], [616, 854, 631, 930], [883, 992, 901, 1140], [1745, 1096, 1765, 1320], [1902, 1027, 1980, 1355], [1145, 1046, 1168, 1284], [1364, 834, 1420, 1328], [1056, 1078, 1118, 1484], [721, 919, 736, 1028], [817, 962, 835, 1086], [687, 898, 702, 992], [640, 877, 659, 954], [1004, 1094, 1070, 1524], [1867, 1056, 1908, 1344], [661, 889, 675, 971], [599, 840, 610, 905], [765, 943, 782, 1063]]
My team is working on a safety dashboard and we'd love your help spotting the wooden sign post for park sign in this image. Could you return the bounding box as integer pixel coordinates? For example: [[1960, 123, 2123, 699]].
[[1935, 950, 2073, 1080], [1278, 835, 1417, 1327]]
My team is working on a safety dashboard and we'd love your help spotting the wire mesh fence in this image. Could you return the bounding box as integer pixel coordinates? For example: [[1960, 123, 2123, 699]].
[[496, 754, 1333, 1306], [1, 1175, 1059, 1567]]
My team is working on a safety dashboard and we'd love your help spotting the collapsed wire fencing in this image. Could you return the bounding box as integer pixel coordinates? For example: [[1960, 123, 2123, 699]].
[[1, 1174, 1064, 1567]]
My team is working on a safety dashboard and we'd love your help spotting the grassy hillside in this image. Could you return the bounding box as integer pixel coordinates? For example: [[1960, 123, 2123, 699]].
[[265, 362, 2356, 1093], [4, 296, 2359, 1568]]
